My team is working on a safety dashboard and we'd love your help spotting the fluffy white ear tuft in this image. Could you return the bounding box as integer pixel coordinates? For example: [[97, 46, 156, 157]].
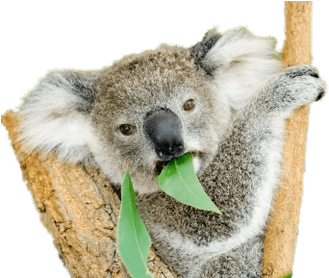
[[18, 71, 101, 163], [204, 28, 282, 110]]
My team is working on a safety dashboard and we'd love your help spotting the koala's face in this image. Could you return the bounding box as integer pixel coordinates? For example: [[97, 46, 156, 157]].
[[92, 47, 231, 193]]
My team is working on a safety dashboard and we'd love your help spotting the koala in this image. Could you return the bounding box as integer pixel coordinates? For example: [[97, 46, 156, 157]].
[[18, 28, 324, 277]]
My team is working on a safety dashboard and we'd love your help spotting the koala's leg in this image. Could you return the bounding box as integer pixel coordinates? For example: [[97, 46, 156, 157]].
[[199, 235, 263, 278]]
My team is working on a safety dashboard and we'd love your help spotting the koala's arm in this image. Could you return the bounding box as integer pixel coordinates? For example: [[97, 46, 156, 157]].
[[197, 66, 324, 276]]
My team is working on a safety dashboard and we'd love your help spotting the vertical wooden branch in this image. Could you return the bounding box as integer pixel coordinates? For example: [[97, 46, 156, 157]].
[[262, 2, 312, 278]]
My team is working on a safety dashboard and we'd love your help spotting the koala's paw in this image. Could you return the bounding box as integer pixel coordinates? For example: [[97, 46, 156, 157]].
[[265, 65, 325, 113], [284, 66, 325, 100]]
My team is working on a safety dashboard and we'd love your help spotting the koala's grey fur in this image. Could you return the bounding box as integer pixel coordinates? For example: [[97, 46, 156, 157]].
[[18, 28, 325, 277]]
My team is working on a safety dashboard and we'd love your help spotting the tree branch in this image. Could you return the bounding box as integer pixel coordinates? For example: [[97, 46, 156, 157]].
[[262, 2, 312, 278]]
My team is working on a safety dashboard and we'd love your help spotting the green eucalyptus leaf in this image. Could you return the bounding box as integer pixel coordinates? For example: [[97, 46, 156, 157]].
[[117, 171, 154, 278], [157, 153, 221, 214]]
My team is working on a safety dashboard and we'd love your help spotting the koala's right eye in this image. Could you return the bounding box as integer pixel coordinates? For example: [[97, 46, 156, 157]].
[[119, 124, 135, 136], [183, 99, 195, 111]]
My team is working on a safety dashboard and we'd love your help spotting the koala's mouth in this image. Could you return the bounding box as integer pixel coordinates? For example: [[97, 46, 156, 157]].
[[155, 160, 170, 175], [154, 151, 200, 175]]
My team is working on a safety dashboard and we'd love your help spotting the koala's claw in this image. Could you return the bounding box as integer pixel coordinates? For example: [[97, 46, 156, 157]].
[[310, 72, 319, 79], [316, 90, 325, 101]]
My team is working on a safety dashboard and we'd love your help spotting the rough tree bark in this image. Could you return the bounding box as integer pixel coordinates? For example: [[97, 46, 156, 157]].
[[2, 2, 313, 278], [262, 2, 312, 278]]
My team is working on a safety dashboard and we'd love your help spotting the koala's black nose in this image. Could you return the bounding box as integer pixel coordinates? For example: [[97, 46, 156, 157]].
[[144, 108, 185, 161]]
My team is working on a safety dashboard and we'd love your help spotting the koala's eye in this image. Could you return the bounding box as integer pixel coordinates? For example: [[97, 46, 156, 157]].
[[183, 99, 195, 111], [119, 124, 135, 135]]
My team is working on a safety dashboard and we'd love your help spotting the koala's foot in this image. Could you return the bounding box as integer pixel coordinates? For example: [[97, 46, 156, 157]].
[[261, 65, 325, 114]]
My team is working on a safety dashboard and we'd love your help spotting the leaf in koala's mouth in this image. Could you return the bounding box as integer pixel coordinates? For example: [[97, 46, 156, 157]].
[[155, 152, 200, 175], [157, 152, 221, 214]]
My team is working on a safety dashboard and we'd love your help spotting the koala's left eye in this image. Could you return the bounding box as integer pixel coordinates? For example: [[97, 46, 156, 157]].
[[183, 99, 195, 111], [119, 124, 135, 135]]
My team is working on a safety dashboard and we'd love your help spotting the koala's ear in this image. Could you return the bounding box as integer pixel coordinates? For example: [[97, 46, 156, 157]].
[[190, 28, 281, 110], [19, 71, 101, 163], [189, 25, 221, 74]]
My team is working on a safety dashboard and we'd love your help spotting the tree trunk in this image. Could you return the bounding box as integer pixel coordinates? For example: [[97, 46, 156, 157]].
[[262, 2, 312, 278]]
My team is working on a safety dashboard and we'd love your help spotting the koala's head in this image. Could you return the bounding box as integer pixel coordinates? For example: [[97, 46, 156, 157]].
[[92, 40, 231, 193]]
